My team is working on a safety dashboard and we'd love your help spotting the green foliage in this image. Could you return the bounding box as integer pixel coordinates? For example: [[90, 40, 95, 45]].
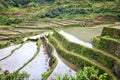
[[0, 3, 5, 11], [90, 0, 119, 2], [0, 72, 29, 80], [93, 36, 101, 48], [0, 0, 14, 8], [39, 1, 120, 19], [40, 3, 92, 18], [27, 2, 40, 7], [53, 74, 70, 80], [42, 55, 58, 80], [53, 67, 109, 80], [77, 67, 109, 80], [0, 15, 23, 25], [0, 42, 10, 49], [0, 0, 119, 25], [0, 0, 55, 8], [36, 39, 41, 46], [117, 13, 120, 21], [93, 36, 120, 58], [101, 27, 120, 39]]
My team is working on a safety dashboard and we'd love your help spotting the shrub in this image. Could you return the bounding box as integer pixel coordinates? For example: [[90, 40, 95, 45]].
[[101, 27, 120, 39], [54, 67, 109, 80], [0, 15, 23, 25], [0, 71, 29, 80], [116, 13, 120, 21]]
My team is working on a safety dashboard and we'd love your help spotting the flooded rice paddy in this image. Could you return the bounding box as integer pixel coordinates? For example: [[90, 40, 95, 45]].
[[0, 42, 37, 72], [48, 49, 76, 80], [59, 30, 93, 48], [0, 26, 105, 79], [62, 27, 104, 42], [20, 44, 50, 80], [0, 44, 20, 60]]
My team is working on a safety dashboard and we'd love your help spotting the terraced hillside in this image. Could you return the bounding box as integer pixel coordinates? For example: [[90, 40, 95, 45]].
[[0, 22, 120, 79], [0, 19, 108, 48], [0, 16, 120, 79], [0, 38, 51, 79], [47, 28, 120, 80], [93, 27, 120, 58], [0, 31, 78, 80], [0, 0, 120, 80]]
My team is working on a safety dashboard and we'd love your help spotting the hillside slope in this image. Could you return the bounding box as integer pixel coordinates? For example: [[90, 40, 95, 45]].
[[0, 0, 120, 26]]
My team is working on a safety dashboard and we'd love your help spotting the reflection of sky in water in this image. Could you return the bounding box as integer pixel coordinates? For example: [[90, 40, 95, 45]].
[[48, 49, 76, 80], [20, 44, 50, 80], [0, 42, 37, 72], [0, 44, 20, 60], [59, 30, 93, 48]]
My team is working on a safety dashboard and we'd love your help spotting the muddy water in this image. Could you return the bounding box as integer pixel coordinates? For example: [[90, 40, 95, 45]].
[[59, 30, 93, 48], [48, 49, 76, 80], [20, 44, 50, 80], [0, 42, 37, 72], [0, 44, 20, 60], [62, 27, 103, 42]]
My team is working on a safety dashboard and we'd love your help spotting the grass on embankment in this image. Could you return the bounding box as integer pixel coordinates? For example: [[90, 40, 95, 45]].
[[93, 36, 120, 59], [52, 30, 120, 71], [42, 42, 58, 80], [48, 35, 118, 80], [93, 26, 120, 59], [101, 27, 120, 39]]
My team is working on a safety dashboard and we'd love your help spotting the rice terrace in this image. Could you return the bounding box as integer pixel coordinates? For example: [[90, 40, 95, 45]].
[[0, 0, 120, 80]]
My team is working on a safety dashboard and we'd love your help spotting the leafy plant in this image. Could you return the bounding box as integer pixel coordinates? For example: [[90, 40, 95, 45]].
[[53, 67, 109, 80], [0, 71, 29, 80]]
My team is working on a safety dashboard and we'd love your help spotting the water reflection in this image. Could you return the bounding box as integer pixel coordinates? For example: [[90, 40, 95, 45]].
[[0, 42, 37, 72], [0, 44, 20, 60], [59, 30, 93, 48], [48, 49, 76, 80], [20, 44, 50, 80]]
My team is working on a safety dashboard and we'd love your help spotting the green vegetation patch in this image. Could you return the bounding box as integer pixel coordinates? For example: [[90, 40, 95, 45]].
[[40, 3, 92, 18], [101, 27, 120, 39], [93, 27, 120, 59], [53, 66, 109, 80], [0, 15, 23, 25], [93, 36, 120, 58], [42, 55, 57, 80], [0, 71, 29, 80], [42, 42, 58, 80]]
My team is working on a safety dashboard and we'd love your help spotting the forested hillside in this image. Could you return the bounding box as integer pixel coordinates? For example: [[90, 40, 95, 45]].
[[0, 0, 120, 26]]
